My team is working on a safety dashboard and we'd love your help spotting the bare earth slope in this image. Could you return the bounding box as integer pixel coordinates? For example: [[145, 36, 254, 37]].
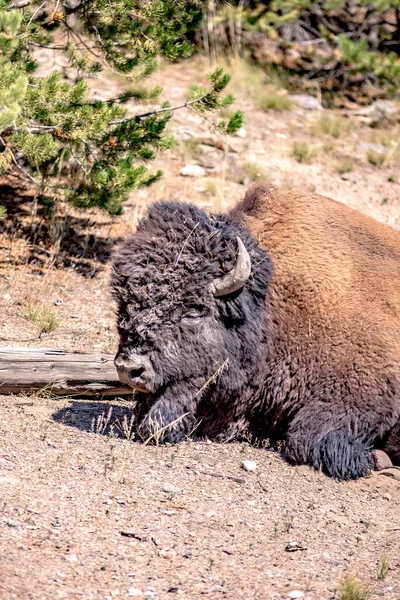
[[1, 58, 400, 599]]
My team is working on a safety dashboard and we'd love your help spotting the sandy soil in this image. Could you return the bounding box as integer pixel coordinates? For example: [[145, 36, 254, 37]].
[[1, 396, 399, 600], [1, 57, 400, 599]]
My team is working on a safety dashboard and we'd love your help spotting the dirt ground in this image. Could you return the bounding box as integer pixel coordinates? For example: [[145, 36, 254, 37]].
[[1, 57, 400, 599]]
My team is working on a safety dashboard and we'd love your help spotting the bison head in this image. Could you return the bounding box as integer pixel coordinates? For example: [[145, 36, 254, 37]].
[[111, 201, 272, 442]]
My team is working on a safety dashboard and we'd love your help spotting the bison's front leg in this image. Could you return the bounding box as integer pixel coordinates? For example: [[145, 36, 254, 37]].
[[137, 387, 198, 444]]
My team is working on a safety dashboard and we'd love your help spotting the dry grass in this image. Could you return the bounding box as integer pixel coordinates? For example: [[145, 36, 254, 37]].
[[23, 302, 60, 333], [292, 141, 317, 164], [223, 58, 291, 112], [336, 157, 355, 174], [241, 161, 270, 182], [256, 90, 292, 112], [367, 149, 387, 168], [175, 138, 203, 162], [310, 114, 351, 138], [377, 553, 390, 581], [335, 574, 370, 600], [224, 58, 266, 96], [203, 177, 225, 201], [368, 128, 400, 168]]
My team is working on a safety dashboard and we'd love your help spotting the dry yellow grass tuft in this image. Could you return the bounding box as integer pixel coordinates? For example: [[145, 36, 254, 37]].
[[292, 141, 317, 164], [310, 114, 352, 138], [336, 157, 355, 174], [335, 574, 370, 600], [23, 302, 60, 333]]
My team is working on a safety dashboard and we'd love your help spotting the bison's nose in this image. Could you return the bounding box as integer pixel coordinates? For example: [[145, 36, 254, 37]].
[[114, 354, 155, 392]]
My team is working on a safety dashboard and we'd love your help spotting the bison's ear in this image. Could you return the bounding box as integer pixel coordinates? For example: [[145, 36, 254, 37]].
[[211, 237, 251, 297]]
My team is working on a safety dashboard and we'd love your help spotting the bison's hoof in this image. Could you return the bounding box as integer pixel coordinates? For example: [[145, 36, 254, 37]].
[[372, 449, 393, 471]]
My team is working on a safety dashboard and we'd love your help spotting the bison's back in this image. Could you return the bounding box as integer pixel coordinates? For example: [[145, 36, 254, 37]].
[[236, 183, 400, 315], [235, 183, 400, 332]]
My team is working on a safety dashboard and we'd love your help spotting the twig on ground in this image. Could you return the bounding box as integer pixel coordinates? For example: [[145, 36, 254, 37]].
[[198, 469, 245, 484]]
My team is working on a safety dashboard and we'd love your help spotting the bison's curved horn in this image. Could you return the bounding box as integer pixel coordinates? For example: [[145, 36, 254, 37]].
[[211, 237, 251, 297]]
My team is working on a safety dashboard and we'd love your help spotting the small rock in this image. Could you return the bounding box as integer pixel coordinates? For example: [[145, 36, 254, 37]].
[[68, 553, 78, 562], [382, 492, 392, 501], [290, 95, 322, 111], [322, 552, 331, 560], [357, 143, 386, 155], [378, 468, 400, 482], [372, 450, 393, 471], [70, 314, 79, 319], [287, 591, 305, 599], [176, 126, 208, 141], [52, 520, 62, 528], [235, 127, 247, 138], [180, 165, 206, 178], [6, 519, 21, 528], [285, 541, 307, 552], [341, 172, 357, 183], [205, 510, 216, 518], [241, 460, 257, 472], [163, 483, 180, 494], [346, 100, 398, 125], [54, 298, 63, 306], [128, 589, 142, 597]]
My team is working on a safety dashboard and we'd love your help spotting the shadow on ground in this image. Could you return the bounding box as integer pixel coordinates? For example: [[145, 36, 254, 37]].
[[52, 400, 141, 438], [0, 179, 121, 277]]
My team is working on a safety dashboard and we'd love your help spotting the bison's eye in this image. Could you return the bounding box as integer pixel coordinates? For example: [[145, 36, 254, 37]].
[[182, 309, 203, 324]]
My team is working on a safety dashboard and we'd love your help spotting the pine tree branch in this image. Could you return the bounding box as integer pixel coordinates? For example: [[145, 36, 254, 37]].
[[109, 94, 209, 125], [0, 135, 38, 185]]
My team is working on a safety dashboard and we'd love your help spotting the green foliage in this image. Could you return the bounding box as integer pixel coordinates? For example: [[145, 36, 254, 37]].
[[223, 1, 400, 98], [338, 36, 400, 83], [0, 1, 241, 215], [0, 205, 6, 219], [187, 67, 243, 134], [0, 10, 28, 130]]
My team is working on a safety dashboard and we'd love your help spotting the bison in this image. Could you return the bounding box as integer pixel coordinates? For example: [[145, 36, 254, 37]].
[[111, 183, 400, 480]]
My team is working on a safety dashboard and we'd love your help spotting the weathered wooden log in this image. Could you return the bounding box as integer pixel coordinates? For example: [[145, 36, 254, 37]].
[[0, 347, 133, 397]]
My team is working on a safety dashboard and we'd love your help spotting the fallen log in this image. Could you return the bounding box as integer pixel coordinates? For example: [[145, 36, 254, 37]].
[[0, 347, 133, 397]]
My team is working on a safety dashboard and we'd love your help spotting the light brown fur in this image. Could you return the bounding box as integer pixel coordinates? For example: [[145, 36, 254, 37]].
[[232, 183, 400, 470]]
